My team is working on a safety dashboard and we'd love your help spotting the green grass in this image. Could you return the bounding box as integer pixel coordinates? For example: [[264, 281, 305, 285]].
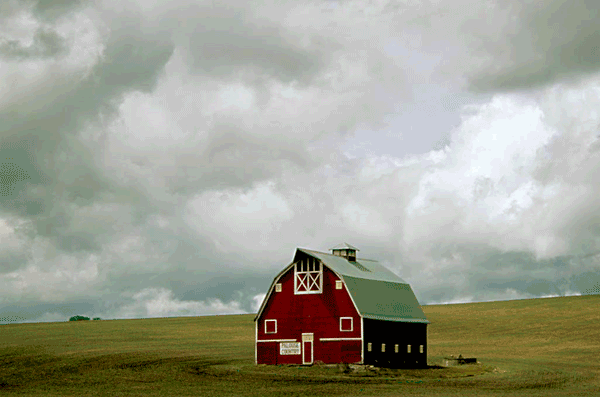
[[1, 295, 600, 396]]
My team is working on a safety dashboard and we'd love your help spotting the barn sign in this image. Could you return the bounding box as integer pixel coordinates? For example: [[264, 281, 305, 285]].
[[255, 243, 430, 368], [280, 342, 301, 355]]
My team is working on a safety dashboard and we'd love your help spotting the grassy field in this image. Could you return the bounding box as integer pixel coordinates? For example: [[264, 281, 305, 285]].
[[1, 294, 599, 396]]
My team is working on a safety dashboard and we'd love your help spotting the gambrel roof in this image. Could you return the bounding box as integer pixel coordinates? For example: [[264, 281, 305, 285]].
[[254, 248, 430, 324]]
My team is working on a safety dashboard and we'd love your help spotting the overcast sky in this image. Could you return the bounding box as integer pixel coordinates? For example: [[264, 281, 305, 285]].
[[1, 0, 600, 324]]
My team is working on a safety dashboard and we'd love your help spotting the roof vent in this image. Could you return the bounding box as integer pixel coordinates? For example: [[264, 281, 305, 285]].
[[329, 242, 359, 262]]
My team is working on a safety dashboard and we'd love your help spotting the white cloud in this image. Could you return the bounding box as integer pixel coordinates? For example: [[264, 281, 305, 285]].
[[185, 181, 293, 253], [116, 287, 246, 319], [400, 94, 571, 258], [25, 312, 69, 323], [0, 252, 101, 303], [252, 293, 266, 313]]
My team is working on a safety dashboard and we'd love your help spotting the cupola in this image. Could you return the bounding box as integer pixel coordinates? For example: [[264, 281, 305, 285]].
[[329, 242, 359, 262]]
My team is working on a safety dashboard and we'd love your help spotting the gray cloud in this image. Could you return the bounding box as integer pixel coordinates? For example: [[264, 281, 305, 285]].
[[467, 0, 600, 91], [164, 2, 338, 88], [1, 0, 600, 324], [0, 27, 68, 60]]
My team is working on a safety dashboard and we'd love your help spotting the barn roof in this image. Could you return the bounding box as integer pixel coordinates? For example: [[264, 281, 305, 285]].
[[298, 248, 402, 283], [253, 247, 429, 324], [329, 242, 360, 251], [297, 249, 429, 324]]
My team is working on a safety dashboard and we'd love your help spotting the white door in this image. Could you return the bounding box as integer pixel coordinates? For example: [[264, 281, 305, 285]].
[[302, 333, 313, 365]]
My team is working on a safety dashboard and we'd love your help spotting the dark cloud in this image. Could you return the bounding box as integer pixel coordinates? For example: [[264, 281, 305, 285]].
[[195, 124, 313, 190], [0, 162, 30, 197], [468, 0, 600, 91], [0, 249, 30, 274], [0, 11, 175, 271], [168, 3, 337, 87], [0, 301, 96, 323], [0, 27, 69, 60], [416, 249, 600, 305], [94, 29, 174, 95], [31, 0, 87, 22]]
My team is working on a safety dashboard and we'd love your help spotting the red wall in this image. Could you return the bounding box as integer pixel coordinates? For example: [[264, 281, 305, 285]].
[[256, 263, 362, 365]]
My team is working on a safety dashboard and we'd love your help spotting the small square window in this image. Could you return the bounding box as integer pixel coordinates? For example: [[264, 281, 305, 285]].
[[335, 280, 343, 289], [340, 317, 353, 332], [395, 344, 399, 353], [265, 320, 277, 334], [407, 345, 411, 353], [275, 283, 282, 292], [381, 343, 385, 352], [420, 345, 424, 354], [367, 343, 372, 352]]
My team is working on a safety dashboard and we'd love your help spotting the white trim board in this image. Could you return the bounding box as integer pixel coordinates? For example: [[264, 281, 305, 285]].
[[257, 339, 297, 343]]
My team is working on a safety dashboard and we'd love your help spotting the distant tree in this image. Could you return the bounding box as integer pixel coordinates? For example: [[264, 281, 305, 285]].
[[92, 317, 101, 321], [69, 315, 90, 321]]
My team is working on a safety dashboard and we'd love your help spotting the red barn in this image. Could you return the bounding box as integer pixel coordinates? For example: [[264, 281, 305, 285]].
[[254, 243, 430, 368]]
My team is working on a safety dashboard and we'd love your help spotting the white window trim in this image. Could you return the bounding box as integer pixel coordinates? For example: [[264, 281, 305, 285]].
[[265, 319, 277, 334], [294, 258, 323, 295], [275, 283, 282, 292], [395, 344, 399, 353], [367, 342, 372, 352], [340, 317, 353, 332], [420, 345, 424, 353], [335, 280, 343, 290], [381, 343, 386, 352]]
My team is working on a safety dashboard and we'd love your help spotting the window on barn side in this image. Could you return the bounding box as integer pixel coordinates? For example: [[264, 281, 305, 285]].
[[335, 280, 343, 289], [407, 345, 411, 353], [294, 257, 323, 295], [265, 319, 277, 334], [275, 283, 282, 292], [340, 317, 353, 332], [367, 343, 372, 352]]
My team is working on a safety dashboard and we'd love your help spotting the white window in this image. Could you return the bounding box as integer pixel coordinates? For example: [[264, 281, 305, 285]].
[[395, 344, 399, 353], [381, 343, 386, 352], [275, 283, 282, 292], [340, 317, 353, 332], [420, 345, 424, 354], [335, 280, 343, 290], [367, 343, 372, 352], [294, 257, 322, 294], [265, 319, 277, 334], [407, 344, 411, 353]]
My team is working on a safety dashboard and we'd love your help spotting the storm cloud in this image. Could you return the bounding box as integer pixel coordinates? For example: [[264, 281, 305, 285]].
[[0, 0, 599, 324]]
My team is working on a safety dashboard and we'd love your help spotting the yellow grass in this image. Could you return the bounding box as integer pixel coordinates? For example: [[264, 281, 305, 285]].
[[1, 295, 600, 396]]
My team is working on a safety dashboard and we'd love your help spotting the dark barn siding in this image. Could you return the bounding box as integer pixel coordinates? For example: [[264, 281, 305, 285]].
[[363, 319, 427, 368]]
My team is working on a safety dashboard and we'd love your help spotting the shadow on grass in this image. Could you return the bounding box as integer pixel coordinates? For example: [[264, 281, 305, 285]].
[[0, 346, 594, 395]]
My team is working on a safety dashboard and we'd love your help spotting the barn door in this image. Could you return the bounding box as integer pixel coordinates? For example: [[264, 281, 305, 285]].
[[302, 333, 313, 365]]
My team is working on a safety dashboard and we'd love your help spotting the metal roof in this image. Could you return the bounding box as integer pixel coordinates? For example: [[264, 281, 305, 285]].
[[297, 248, 402, 283], [296, 248, 429, 324], [254, 248, 430, 324], [329, 242, 360, 251]]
